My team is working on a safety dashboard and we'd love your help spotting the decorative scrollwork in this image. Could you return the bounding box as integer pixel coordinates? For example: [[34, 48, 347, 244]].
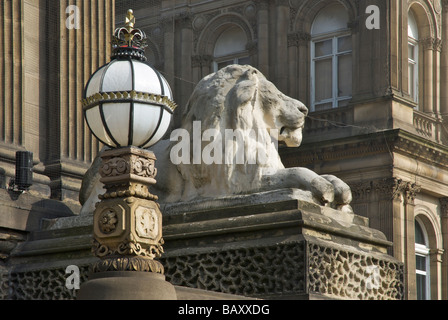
[[132, 157, 157, 178], [100, 157, 129, 177]]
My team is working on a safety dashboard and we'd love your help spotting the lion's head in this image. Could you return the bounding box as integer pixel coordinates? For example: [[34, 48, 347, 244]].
[[171, 64, 308, 200], [180, 65, 307, 147]]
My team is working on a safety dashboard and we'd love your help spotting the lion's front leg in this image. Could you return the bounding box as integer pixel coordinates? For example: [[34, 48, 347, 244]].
[[321, 175, 353, 213], [260, 167, 335, 205]]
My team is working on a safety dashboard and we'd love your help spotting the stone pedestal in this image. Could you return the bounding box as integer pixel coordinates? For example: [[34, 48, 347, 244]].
[[78, 146, 177, 300], [78, 271, 176, 300], [160, 189, 404, 300]]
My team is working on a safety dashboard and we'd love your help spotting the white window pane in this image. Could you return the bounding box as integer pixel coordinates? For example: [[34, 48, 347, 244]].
[[408, 43, 415, 61], [102, 103, 131, 147], [408, 10, 419, 41], [238, 56, 250, 65], [416, 274, 427, 300], [214, 26, 247, 57], [144, 109, 172, 148], [217, 60, 234, 70], [416, 255, 427, 271], [311, 3, 349, 36], [133, 61, 165, 96], [338, 36, 352, 52], [132, 104, 162, 147], [86, 66, 106, 97], [315, 59, 333, 102], [86, 107, 117, 147], [315, 39, 332, 57], [409, 64, 415, 98], [101, 61, 133, 92], [338, 54, 352, 97]]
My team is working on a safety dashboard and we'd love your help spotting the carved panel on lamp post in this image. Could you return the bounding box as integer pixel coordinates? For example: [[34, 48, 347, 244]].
[[91, 146, 165, 274]]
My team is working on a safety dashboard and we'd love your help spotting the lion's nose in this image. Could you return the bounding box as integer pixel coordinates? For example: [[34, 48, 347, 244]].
[[297, 101, 308, 116]]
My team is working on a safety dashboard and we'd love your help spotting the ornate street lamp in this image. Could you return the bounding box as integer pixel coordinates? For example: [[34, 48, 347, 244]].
[[78, 10, 177, 300]]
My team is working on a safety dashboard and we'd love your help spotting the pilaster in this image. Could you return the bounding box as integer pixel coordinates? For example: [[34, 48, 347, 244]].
[[0, 0, 24, 148], [46, 0, 114, 203]]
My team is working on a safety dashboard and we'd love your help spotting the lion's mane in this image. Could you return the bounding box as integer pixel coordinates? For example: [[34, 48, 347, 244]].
[[174, 65, 289, 200]]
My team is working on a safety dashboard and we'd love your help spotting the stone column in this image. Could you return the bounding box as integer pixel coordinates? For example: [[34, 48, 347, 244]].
[[384, 178, 421, 300], [78, 146, 176, 300], [403, 181, 421, 300], [178, 13, 194, 113], [429, 248, 445, 300], [287, 32, 311, 99], [46, 0, 114, 202], [439, 197, 448, 300], [422, 38, 435, 113], [441, 0, 448, 115], [255, 0, 269, 77], [274, 0, 289, 93], [1, 0, 24, 148], [433, 39, 442, 115]]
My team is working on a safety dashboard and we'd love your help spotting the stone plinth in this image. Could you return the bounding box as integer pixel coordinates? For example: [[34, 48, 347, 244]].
[[5, 188, 404, 300], [160, 189, 404, 300]]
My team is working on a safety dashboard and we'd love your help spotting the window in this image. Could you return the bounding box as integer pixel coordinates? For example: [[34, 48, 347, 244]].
[[311, 4, 352, 112], [213, 26, 250, 72], [408, 10, 419, 104], [415, 219, 430, 300]]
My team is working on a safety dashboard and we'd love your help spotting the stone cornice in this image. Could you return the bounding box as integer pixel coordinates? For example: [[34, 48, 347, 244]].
[[280, 129, 448, 170]]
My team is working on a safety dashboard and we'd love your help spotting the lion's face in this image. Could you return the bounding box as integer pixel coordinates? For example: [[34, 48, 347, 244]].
[[257, 76, 308, 147]]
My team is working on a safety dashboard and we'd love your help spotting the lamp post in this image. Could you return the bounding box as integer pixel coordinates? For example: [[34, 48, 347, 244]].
[[78, 9, 177, 300]]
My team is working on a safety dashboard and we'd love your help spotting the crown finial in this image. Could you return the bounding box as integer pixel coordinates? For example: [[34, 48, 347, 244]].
[[125, 9, 135, 31], [111, 9, 148, 61]]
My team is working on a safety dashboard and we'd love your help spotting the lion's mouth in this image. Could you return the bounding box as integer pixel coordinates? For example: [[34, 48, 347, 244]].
[[280, 127, 287, 136], [278, 125, 304, 147]]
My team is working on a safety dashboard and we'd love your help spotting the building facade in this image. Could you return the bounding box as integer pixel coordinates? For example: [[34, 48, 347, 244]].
[[118, 0, 448, 299], [0, 0, 114, 293], [0, 0, 446, 300]]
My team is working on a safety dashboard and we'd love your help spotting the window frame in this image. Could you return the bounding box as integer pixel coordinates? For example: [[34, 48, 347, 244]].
[[415, 219, 431, 300], [408, 10, 419, 107], [212, 54, 251, 73], [310, 30, 353, 112], [212, 26, 250, 72], [408, 39, 419, 104]]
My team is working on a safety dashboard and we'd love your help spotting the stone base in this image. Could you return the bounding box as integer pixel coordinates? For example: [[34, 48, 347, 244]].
[[160, 188, 404, 300], [77, 271, 177, 300]]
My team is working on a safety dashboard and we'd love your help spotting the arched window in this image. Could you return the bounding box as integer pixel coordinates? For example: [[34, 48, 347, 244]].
[[310, 3, 352, 112], [213, 26, 250, 72], [415, 218, 430, 300], [408, 10, 419, 105]]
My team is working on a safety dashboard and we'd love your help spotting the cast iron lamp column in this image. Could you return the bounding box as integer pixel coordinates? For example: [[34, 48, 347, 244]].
[[78, 10, 177, 300]]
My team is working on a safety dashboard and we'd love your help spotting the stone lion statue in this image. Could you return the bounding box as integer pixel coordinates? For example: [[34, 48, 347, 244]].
[[80, 65, 352, 214]]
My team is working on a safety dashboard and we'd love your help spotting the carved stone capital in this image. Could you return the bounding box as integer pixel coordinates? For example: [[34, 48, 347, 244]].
[[287, 32, 311, 47], [191, 54, 213, 68], [254, 0, 270, 11], [403, 182, 421, 204], [440, 197, 448, 217], [175, 12, 193, 29], [373, 178, 407, 200], [364, 178, 420, 203], [421, 37, 442, 51]]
